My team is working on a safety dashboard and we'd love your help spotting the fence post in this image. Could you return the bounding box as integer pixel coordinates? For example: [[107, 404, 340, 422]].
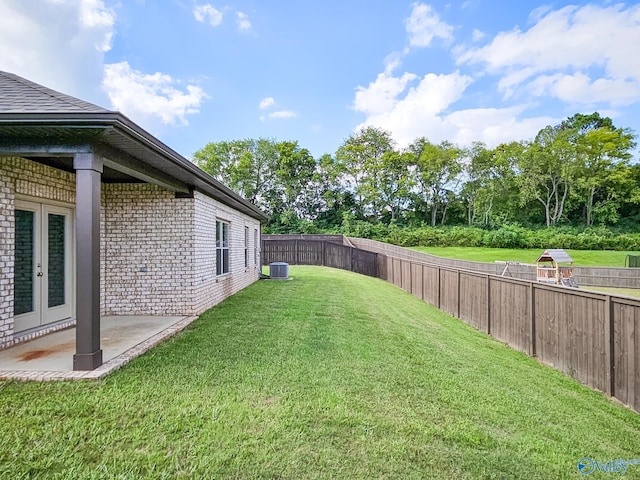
[[529, 282, 536, 356], [295, 240, 299, 265], [410, 262, 414, 295], [374, 253, 380, 279], [321, 241, 326, 266], [350, 247, 354, 272], [437, 267, 441, 309], [605, 295, 615, 397], [456, 269, 461, 318], [486, 275, 491, 335]]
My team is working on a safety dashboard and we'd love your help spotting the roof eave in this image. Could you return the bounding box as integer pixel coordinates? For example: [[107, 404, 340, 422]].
[[0, 112, 268, 222]]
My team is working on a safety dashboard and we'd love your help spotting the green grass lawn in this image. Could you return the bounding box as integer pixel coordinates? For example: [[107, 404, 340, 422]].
[[410, 246, 637, 267], [2, 266, 640, 479]]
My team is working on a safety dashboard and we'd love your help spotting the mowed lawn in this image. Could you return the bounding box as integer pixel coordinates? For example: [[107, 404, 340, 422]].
[[1, 267, 640, 479], [410, 246, 636, 267]]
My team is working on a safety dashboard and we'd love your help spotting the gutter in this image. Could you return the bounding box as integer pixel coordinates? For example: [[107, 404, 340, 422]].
[[0, 112, 269, 222]]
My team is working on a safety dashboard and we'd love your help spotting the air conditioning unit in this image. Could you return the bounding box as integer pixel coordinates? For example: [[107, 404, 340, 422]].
[[269, 262, 289, 279]]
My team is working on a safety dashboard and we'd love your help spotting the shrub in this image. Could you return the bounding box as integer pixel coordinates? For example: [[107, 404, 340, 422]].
[[330, 223, 640, 251], [482, 224, 526, 248]]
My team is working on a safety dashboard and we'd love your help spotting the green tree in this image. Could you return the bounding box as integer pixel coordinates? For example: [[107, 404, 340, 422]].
[[274, 141, 316, 218], [335, 127, 395, 220], [193, 138, 279, 213], [554, 112, 636, 225], [408, 138, 463, 226], [516, 125, 576, 227], [365, 150, 414, 223], [462, 142, 493, 225]]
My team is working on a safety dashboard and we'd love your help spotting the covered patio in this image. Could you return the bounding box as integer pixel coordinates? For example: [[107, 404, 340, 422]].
[[0, 315, 197, 380], [0, 71, 267, 374]]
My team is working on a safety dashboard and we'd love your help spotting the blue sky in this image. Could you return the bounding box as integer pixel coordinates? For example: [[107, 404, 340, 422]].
[[1, 1, 639, 160]]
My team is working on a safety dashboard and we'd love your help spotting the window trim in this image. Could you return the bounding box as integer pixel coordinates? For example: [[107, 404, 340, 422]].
[[254, 228, 258, 266], [244, 226, 249, 268], [216, 220, 230, 276]]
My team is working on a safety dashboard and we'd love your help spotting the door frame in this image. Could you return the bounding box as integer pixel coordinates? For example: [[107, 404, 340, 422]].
[[14, 196, 75, 332]]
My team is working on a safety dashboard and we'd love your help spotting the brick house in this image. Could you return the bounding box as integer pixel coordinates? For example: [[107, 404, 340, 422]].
[[0, 71, 268, 370]]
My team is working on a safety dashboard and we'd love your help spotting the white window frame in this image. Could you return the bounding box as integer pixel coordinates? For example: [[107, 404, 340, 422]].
[[254, 228, 258, 266], [216, 220, 230, 275], [244, 226, 249, 268]]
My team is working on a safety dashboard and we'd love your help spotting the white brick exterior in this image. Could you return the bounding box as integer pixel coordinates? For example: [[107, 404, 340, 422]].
[[193, 192, 261, 313], [0, 175, 14, 345], [0, 156, 262, 348], [101, 183, 195, 315]]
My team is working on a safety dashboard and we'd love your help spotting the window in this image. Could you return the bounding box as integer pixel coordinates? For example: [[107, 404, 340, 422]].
[[244, 226, 249, 268], [254, 228, 258, 266], [216, 221, 229, 275]]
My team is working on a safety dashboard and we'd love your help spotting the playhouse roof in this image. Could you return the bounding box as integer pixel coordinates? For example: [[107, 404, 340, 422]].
[[537, 249, 573, 263]]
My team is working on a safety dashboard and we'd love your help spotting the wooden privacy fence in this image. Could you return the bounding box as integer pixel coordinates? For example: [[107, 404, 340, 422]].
[[383, 256, 640, 413], [349, 237, 640, 288], [262, 237, 383, 278], [263, 234, 640, 413]]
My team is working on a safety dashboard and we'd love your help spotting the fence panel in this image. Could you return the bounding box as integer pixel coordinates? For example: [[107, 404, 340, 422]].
[[459, 272, 489, 333], [262, 239, 297, 264], [323, 242, 352, 270], [401, 260, 412, 293], [411, 263, 424, 299], [490, 278, 531, 353], [422, 265, 439, 306], [377, 254, 388, 281], [535, 287, 609, 394], [439, 269, 458, 317], [392, 258, 402, 288], [297, 240, 324, 265], [352, 249, 379, 277], [613, 298, 640, 412]]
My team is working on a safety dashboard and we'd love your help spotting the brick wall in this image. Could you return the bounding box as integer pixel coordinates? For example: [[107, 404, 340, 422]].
[[0, 156, 263, 347], [0, 175, 14, 344], [193, 192, 261, 314], [101, 183, 195, 315]]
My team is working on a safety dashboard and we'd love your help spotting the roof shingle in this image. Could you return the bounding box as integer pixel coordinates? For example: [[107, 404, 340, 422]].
[[0, 71, 112, 114]]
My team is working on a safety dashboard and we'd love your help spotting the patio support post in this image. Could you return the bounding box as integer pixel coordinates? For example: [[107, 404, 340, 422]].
[[73, 152, 103, 371]]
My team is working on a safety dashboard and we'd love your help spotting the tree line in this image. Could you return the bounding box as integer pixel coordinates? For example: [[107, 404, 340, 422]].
[[193, 112, 640, 234]]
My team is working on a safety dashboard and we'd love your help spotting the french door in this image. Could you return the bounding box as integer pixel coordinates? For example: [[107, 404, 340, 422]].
[[14, 200, 74, 332]]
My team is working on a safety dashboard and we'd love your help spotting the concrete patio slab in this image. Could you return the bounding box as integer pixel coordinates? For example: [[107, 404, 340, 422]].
[[0, 315, 198, 381]]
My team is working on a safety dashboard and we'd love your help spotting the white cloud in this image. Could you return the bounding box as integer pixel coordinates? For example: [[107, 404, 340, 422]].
[[528, 5, 553, 23], [353, 72, 417, 116], [259, 97, 275, 109], [445, 106, 555, 147], [236, 11, 251, 31], [102, 61, 208, 126], [457, 3, 640, 104], [268, 110, 297, 119], [193, 4, 223, 26], [353, 69, 554, 148], [0, 0, 114, 97], [354, 71, 473, 146], [351, 2, 640, 152], [382, 52, 403, 75], [259, 98, 296, 120], [526, 73, 640, 107], [405, 2, 453, 48], [78, 0, 115, 51], [471, 29, 485, 42]]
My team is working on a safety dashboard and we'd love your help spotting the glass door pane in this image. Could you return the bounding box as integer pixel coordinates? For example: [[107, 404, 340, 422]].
[[47, 213, 66, 308], [15, 210, 35, 315]]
